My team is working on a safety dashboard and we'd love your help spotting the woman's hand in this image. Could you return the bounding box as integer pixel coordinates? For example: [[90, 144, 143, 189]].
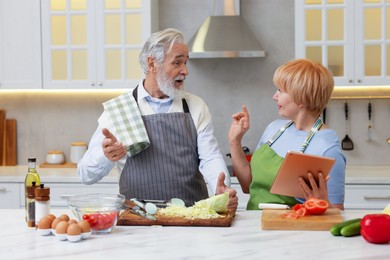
[[299, 172, 329, 201], [228, 105, 250, 144], [101, 128, 127, 162]]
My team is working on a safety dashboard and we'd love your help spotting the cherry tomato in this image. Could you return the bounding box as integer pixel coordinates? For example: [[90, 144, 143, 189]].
[[304, 198, 329, 215]]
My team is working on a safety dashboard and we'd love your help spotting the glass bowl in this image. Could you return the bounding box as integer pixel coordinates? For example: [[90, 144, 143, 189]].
[[67, 193, 125, 234]]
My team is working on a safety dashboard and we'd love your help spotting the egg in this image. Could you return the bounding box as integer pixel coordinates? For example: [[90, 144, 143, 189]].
[[67, 223, 82, 236], [68, 219, 77, 225], [37, 216, 52, 230], [58, 214, 70, 221], [51, 217, 63, 229], [77, 220, 91, 233], [55, 220, 68, 234], [46, 214, 56, 221]]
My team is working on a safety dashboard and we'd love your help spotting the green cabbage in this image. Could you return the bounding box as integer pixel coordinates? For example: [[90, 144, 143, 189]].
[[194, 192, 229, 213], [158, 192, 229, 219]]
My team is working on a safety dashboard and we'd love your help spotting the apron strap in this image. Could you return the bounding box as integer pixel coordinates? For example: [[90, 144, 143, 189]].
[[266, 117, 323, 153], [300, 117, 323, 153], [132, 85, 190, 114]]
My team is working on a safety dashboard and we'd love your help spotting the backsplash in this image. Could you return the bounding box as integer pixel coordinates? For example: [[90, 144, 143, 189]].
[[0, 0, 389, 167]]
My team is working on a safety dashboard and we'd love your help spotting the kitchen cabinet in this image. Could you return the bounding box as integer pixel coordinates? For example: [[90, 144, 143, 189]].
[[0, 0, 42, 89], [41, 0, 158, 89], [345, 184, 390, 209], [0, 183, 21, 209], [295, 0, 390, 86]]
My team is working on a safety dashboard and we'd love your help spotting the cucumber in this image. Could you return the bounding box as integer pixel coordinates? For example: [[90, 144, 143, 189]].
[[330, 218, 361, 236], [340, 221, 361, 237]]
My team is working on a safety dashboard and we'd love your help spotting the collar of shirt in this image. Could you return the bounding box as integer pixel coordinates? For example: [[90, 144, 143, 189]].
[[138, 80, 173, 113]]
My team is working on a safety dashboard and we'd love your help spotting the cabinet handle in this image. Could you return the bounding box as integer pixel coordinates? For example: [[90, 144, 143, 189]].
[[98, 82, 103, 87], [357, 79, 362, 83], [348, 80, 353, 83], [90, 82, 95, 86], [364, 196, 390, 200], [0, 187, 6, 192]]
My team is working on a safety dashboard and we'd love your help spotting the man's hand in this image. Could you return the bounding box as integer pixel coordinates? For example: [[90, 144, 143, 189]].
[[216, 172, 238, 210], [102, 128, 127, 162]]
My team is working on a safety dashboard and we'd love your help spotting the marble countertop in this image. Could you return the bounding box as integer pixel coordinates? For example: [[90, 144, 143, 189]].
[[0, 208, 387, 260], [0, 165, 389, 184]]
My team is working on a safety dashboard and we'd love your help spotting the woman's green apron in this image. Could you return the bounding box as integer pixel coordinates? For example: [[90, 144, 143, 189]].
[[246, 118, 323, 210]]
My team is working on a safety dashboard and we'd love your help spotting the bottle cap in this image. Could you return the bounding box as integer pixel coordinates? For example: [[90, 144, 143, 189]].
[[35, 184, 50, 199], [28, 157, 36, 163]]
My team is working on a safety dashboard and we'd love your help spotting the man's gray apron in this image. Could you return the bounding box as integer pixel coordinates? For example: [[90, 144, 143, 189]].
[[119, 87, 209, 206]]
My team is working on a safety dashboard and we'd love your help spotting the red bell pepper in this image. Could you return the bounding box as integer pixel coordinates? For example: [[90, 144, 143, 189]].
[[360, 214, 390, 244]]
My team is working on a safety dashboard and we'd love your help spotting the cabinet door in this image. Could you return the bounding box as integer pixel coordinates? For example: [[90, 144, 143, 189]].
[[345, 184, 390, 209], [0, 183, 21, 209], [295, 0, 390, 86], [354, 0, 390, 85], [0, 0, 42, 89], [295, 0, 354, 86], [41, 0, 95, 89], [42, 0, 157, 89]]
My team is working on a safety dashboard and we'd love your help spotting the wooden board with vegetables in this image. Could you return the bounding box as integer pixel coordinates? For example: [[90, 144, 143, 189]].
[[261, 208, 343, 231], [117, 209, 236, 227], [118, 192, 236, 227]]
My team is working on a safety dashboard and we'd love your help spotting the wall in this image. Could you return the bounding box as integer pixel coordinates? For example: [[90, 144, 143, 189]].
[[1, 0, 389, 166]]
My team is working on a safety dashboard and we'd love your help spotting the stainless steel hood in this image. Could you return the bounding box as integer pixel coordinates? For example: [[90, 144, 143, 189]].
[[187, 0, 266, 58]]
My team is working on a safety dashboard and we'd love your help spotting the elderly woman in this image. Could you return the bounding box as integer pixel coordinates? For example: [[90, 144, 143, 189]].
[[228, 59, 346, 210]]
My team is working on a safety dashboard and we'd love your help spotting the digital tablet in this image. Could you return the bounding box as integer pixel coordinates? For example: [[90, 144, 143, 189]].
[[270, 151, 336, 198]]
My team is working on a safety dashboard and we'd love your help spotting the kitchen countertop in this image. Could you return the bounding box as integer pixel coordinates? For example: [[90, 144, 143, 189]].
[[0, 165, 389, 184], [0, 208, 387, 260]]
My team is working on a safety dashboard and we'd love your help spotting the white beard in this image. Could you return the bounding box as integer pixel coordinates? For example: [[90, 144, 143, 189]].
[[157, 71, 184, 99]]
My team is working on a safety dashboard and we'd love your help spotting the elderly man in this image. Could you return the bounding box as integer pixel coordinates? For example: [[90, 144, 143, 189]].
[[78, 28, 238, 208]]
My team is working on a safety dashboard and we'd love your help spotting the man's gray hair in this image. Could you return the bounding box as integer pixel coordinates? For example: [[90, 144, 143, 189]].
[[139, 28, 186, 75]]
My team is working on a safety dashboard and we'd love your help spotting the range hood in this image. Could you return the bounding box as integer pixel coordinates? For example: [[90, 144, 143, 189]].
[[187, 0, 266, 58]]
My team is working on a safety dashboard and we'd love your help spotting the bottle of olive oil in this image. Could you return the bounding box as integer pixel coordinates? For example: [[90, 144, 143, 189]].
[[25, 157, 40, 227]]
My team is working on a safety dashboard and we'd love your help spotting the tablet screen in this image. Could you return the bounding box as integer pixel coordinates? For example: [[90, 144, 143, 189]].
[[270, 151, 336, 198]]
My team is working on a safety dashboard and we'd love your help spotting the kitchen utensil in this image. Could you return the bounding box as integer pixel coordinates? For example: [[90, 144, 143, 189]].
[[70, 142, 87, 164], [342, 102, 354, 150], [367, 101, 373, 141], [322, 107, 326, 124], [258, 203, 290, 209], [66, 193, 125, 234], [261, 208, 343, 230], [46, 150, 65, 164]]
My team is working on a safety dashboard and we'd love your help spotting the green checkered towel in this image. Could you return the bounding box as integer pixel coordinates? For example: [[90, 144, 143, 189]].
[[103, 92, 150, 157]]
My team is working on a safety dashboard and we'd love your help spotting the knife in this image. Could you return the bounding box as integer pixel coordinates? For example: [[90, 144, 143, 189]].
[[258, 203, 290, 210], [122, 199, 157, 221]]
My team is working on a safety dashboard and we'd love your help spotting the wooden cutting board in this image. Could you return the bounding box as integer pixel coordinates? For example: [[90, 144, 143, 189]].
[[39, 162, 77, 168], [117, 209, 236, 227], [3, 119, 17, 166], [261, 208, 343, 231], [0, 110, 6, 165]]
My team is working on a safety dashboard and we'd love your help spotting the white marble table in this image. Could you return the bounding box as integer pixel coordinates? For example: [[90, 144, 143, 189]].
[[0, 209, 389, 260]]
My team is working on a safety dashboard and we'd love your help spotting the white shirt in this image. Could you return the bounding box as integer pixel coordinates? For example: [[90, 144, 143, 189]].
[[77, 81, 230, 194]]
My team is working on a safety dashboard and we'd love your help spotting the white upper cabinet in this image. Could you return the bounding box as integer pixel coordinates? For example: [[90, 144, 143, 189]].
[[41, 0, 158, 89], [0, 0, 42, 89], [295, 0, 390, 86]]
